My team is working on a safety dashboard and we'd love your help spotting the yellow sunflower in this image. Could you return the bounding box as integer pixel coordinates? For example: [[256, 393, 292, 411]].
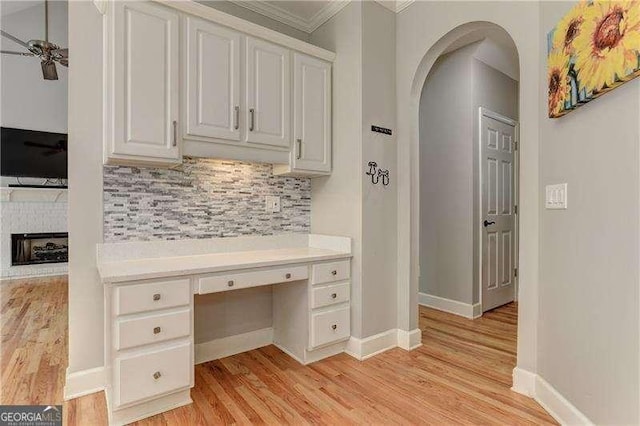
[[548, 49, 571, 117], [573, 0, 640, 93], [553, 0, 588, 54]]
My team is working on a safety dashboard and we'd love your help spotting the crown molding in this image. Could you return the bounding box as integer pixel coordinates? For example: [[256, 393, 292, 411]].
[[229, 0, 350, 34], [373, 0, 415, 13]]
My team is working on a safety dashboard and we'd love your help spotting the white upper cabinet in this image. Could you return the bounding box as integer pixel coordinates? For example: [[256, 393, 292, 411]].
[[245, 37, 291, 149], [292, 53, 331, 174], [184, 17, 241, 142], [108, 1, 180, 164]]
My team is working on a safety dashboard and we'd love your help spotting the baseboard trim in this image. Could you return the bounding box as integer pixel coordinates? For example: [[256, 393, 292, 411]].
[[419, 292, 481, 319], [397, 328, 422, 350], [195, 327, 273, 364], [511, 367, 593, 425], [346, 328, 422, 360], [535, 375, 593, 425], [64, 366, 106, 400]]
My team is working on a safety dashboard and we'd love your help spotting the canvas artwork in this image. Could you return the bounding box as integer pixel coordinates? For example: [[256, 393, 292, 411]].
[[547, 0, 640, 118]]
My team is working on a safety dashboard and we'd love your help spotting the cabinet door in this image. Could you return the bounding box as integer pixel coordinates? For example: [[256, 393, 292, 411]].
[[184, 17, 241, 142], [292, 53, 331, 173], [112, 1, 180, 161], [245, 37, 290, 148]]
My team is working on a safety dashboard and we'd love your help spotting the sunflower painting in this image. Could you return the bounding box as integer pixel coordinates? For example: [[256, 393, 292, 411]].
[[548, 0, 640, 118]]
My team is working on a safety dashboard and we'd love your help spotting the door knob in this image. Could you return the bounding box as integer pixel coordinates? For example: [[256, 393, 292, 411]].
[[483, 220, 496, 227]]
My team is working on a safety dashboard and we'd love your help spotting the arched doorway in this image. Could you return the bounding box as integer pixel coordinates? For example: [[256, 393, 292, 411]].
[[398, 21, 539, 395]]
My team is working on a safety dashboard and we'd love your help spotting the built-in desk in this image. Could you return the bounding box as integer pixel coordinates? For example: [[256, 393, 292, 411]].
[[97, 234, 351, 425]]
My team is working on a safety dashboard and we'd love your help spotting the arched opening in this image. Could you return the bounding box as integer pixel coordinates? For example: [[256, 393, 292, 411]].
[[406, 21, 532, 388]]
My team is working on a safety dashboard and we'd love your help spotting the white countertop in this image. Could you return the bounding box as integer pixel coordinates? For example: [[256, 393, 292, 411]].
[[97, 234, 351, 283]]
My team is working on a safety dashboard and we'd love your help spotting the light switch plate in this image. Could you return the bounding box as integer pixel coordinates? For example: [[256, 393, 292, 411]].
[[265, 196, 281, 213], [545, 183, 567, 209]]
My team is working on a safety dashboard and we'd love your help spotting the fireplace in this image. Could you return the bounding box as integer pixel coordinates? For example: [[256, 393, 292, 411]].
[[11, 232, 69, 266]]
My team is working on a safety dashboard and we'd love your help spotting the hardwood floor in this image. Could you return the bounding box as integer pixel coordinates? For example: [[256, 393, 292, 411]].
[[1, 277, 556, 425]]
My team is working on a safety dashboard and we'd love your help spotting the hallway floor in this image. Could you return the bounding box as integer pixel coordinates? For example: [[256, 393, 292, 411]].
[[1, 277, 556, 425]]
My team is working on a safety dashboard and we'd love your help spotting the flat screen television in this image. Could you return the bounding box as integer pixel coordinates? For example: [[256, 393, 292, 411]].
[[0, 127, 68, 179]]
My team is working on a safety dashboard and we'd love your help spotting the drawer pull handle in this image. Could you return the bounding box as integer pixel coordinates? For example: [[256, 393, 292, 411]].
[[331, 270, 337, 276], [331, 293, 337, 299], [228, 280, 234, 287], [331, 324, 337, 331], [153, 293, 161, 301], [285, 273, 292, 279], [153, 326, 161, 334], [153, 371, 162, 380]]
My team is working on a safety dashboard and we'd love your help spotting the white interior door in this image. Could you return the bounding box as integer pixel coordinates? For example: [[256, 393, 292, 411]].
[[245, 37, 290, 148], [113, 1, 180, 160], [481, 109, 517, 312], [292, 53, 331, 173], [184, 17, 241, 142]]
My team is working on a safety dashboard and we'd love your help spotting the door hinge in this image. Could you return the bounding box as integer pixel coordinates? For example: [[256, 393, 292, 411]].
[[514, 205, 518, 214], [514, 268, 518, 278]]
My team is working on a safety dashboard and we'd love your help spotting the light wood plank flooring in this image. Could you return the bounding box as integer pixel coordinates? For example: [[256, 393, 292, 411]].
[[1, 276, 556, 425]]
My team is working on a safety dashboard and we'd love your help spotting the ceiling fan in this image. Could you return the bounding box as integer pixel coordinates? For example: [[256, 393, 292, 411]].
[[0, 0, 68, 80]]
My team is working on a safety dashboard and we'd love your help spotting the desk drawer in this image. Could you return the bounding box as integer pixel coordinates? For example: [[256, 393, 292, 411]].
[[310, 306, 350, 348], [115, 308, 191, 350], [311, 282, 350, 309], [198, 265, 308, 294], [115, 342, 191, 407], [311, 260, 350, 285], [115, 279, 191, 316]]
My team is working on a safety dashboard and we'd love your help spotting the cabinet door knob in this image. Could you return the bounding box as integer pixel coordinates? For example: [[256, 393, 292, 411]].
[[285, 273, 291, 279], [172, 120, 177, 147], [249, 108, 255, 132], [331, 270, 337, 276], [296, 138, 302, 160], [153, 371, 162, 380], [234, 106, 239, 130], [153, 326, 161, 334], [331, 324, 337, 330], [228, 280, 234, 287], [153, 293, 161, 301], [331, 293, 337, 299]]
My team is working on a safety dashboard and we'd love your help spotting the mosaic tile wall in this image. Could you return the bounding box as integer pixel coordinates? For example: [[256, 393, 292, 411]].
[[103, 158, 311, 242]]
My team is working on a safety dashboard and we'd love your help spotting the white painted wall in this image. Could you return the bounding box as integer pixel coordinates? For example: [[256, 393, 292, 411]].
[[0, 1, 68, 133], [538, 3, 639, 424], [360, 1, 397, 338], [67, 0, 104, 374]]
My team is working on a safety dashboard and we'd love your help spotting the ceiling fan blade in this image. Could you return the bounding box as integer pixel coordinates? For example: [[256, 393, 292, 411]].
[[1, 50, 34, 57], [41, 60, 58, 80], [0, 30, 30, 49]]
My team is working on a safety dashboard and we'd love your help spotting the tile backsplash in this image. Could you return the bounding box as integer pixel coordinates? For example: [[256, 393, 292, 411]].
[[103, 157, 311, 242]]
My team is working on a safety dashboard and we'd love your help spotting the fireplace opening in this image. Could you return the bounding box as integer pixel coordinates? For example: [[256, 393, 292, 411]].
[[11, 233, 69, 266]]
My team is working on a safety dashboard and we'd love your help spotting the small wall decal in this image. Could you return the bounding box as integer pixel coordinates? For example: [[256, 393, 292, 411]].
[[371, 125, 392, 135], [365, 161, 390, 186]]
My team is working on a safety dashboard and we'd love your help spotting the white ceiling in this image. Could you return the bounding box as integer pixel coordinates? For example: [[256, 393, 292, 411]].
[[230, 0, 414, 33], [0, 1, 41, 17]]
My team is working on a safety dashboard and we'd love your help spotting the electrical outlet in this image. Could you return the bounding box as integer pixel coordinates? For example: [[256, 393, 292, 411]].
[[265, 196, 281, 213]]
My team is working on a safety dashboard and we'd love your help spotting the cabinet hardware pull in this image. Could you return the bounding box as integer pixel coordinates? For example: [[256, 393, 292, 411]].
[[172, 120, 177, 147], [234, 106, 239, 130], [331, 270, 337, 276], [228, 280, 234, 287], [153, 326, 161, 334], [285, 273, 291, 279], [153, 371, 162, 380], [331, 293, 337, 299], [296, 138, 302, 160], [153, 293, 161, 301], [331, 324, 337, 330], [249, 108, 255, 131]]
